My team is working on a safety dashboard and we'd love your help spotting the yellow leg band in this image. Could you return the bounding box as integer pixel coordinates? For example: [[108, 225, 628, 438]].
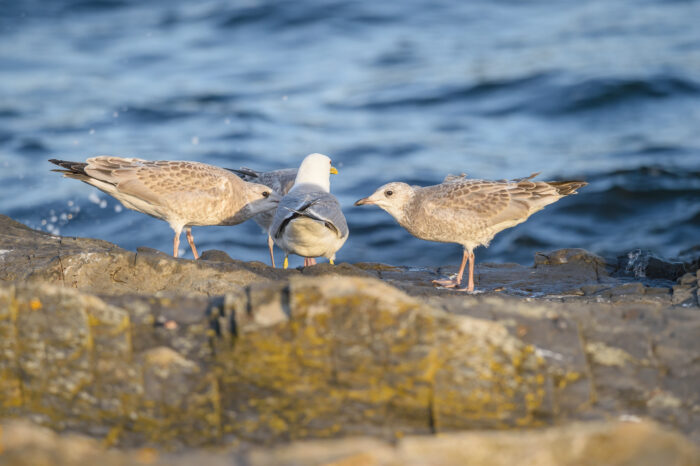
[[283, 256, 289, 269], [330, 259, 335, 265]]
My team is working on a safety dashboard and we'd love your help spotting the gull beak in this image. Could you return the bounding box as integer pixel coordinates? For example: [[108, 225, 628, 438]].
[[354, 197, 373, 206], [330, 166, 338, 175]]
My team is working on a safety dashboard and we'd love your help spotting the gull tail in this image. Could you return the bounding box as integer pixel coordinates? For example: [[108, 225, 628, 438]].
[[547, 180, 588, 196]]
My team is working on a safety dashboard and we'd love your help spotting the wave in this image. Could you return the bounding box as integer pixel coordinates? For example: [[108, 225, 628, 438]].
[[536, 76, 700, 115], [330, 73, 700, 117]]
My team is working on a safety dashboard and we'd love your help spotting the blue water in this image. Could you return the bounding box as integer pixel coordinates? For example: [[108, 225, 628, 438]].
[[2, 0, 699, 267]]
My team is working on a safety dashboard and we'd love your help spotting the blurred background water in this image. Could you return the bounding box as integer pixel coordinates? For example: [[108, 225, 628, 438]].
[[1, 0, 699, 267]]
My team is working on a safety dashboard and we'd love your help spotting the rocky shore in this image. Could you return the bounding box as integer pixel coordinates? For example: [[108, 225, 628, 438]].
[[1, 214, 699, 464]]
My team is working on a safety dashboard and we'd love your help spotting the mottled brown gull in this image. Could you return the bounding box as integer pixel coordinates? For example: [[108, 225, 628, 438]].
[[355, 173, 587, 292], [229, 166, 297, 267], [49, 157, 281, 259], [269, 153, 348, 268]]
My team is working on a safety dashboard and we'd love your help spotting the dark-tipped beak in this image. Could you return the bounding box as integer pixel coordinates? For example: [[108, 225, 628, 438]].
[[354, 198, 373, 206]]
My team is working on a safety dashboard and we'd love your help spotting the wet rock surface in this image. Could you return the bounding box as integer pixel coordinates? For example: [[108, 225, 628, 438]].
[[1, 214, 699, 463]]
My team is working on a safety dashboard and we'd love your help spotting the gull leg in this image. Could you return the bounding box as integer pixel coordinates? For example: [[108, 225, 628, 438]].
[[455, 250, 476, 292], [432, 249, 468, 288], [309, 258, 317, 266], [267, 235, 275, 268], [303, 257, 309, 267], [173, 227, 182, 258], [468, 251, 475, 291], [283, 256, 289, 269], [186, 227, 199, 260], [329, 259, 334, 265]]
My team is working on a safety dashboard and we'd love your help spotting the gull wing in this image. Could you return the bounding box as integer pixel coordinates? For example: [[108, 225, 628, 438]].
[[270, 189, 347, 239]]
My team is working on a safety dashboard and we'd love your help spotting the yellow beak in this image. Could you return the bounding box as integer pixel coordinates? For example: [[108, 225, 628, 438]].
[[330, 166, 338, 175]]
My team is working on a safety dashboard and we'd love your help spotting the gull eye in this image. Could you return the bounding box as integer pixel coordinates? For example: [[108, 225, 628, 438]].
[[262, 191, 270, 198], [385, 190, 394, 197]]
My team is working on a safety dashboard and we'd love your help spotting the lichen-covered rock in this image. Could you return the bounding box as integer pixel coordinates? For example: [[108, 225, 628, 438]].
[[217, 276, 550, 442], [2, 214, 700, 456], [0, 278, 549, 446]]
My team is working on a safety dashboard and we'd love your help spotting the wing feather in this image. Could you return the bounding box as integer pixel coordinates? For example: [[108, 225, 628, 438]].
[[270, 190, 347, 239], [419, 177, 562, 227]]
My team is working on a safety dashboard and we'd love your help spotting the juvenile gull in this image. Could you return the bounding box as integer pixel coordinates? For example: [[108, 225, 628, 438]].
[[229, 167, 297, 267], [355, 173, 587, 292], [269, 153, 348, 268], [49, 157, 280, 259]]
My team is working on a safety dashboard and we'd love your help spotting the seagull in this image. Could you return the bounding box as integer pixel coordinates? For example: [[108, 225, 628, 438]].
[[355, 173, 587, 292], [228, 167, 297, 267], [49, 157, 281, 259], [268, 153, 348, 268]]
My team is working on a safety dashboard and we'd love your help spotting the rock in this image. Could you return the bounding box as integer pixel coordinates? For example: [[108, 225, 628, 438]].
[[2, 419, 698, 466], [0, 215, 292, 296], [645, 286, 672, 296], [2, 214, 700, 453], [609, 282, 645, 296], [0, 420, 130, 466], [534, 248, 607, 268], [616, 249, 693, 281], [581, 284, 610, 296], [679, 272, 698, 286], [0, 215, 676, 302], [0, 279, 550, 446], [2, 277, 700, 448], [672, 284, 699, 306], [255, 420, 700, 466], [198, 249, 236, 263]]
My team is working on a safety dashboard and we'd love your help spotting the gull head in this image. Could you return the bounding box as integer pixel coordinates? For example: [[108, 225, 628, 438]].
[[292, 153, 338, 192], [355, 182, 414, 221], [245, 182, 282, 215]]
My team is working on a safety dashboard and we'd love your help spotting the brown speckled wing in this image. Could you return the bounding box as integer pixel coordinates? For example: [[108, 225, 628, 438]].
[[85, 157, 243, 210], [421, 180, 513, 220], [420, 178, 560, 226]]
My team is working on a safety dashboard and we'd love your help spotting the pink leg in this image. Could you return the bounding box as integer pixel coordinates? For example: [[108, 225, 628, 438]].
[[468, 251, 475, 291], [302, 257, 317, 267], [455, 251, 476, 292], [186, 227, 199, 259], [173, 230, 181, 258], [432, 250, 468, 288], [267, 235, 275, 268]]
